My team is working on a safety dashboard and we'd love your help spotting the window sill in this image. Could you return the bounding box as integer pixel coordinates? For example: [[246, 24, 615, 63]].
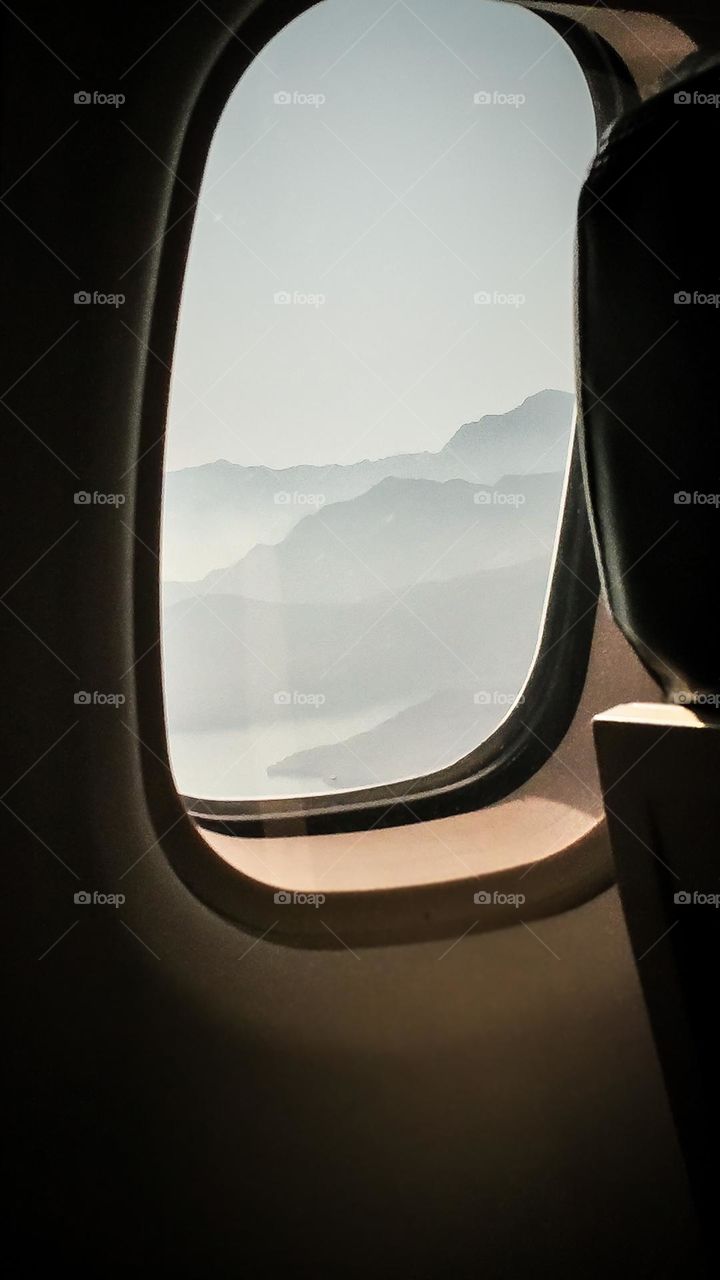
[[170, 604, 657, 945]]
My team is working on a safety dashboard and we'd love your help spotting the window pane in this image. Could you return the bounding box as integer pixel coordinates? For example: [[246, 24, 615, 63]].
[[162, 0, 596, 801]]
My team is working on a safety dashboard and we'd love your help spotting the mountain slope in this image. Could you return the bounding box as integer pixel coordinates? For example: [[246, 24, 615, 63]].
[[162, 557, 550, 733], [266, 687, 513, 790], [162, 389, 573, 579], [167, 471, 563, 605]]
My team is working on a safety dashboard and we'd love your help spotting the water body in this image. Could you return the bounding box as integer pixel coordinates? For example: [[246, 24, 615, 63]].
[[168, 700, 409, 799]]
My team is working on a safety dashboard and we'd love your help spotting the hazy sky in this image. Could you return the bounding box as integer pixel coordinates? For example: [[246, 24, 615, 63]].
[[166, 0, 596, 472]]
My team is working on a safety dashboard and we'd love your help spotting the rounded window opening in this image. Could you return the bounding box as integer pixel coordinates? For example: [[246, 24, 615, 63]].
[[162, 0, 597, 803]]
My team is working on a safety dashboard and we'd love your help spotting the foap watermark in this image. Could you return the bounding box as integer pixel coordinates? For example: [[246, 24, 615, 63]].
[[274, 690, 326, 708], [74, 490, 126, 506], [474, 290, 525, 308], [274, 290, 325, 307], [74, 90, 125, 108], [273, 90, 326, 108], [273, 890, 326, 907], [674, 490, 720, 507], [74, 690, 126, 708], [473, 691, 524, 707], [674, 290, 720, 308], [675, 90, 720, 108], [474, 489, 525, 506], [670, 691, 720, 710], [674, 890, 720, 907], [274, 490, 326, 507], [473, 90, 526, 108], [74, 290, 125, 307], [74, 890, 126, 907], [474, 889, 525, 907]]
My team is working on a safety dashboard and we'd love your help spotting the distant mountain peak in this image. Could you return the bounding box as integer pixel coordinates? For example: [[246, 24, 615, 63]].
[[169, 389, 573, 477]]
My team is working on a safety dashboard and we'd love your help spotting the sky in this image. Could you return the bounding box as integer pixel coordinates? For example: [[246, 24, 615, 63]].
[[166, 0, 596, 472]]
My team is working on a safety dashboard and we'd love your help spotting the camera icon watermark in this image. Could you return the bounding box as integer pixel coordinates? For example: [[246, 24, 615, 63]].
[[273, 290, 325, 308], [674, 889, 720, 906], [674, 490, 720, 507], [74, 889, 126, 907], [274, 490, 325, 507], [74, 490, 126, 506], [670, 690, 720, 709], [74, 90, 125, 108], [274, 690, 326, 708], [674, 90, 720, 108], [74, 690, 126, 708], [674, 289, 720, 307], [473, 889, 526, 907], [74, 290, 125, 308], [473, 690, 524, 707], [473, 489, 525, 506], [473, 90, 526, 108], [273, 90, 326, 108], [474, 290, 525, 308], [273, 890, 326, 907]]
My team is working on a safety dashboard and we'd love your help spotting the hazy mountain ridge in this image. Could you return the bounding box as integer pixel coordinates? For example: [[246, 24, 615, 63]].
[[163, 389, 573, 794], [163, 557, 549, 733], [163, 389, 573, 580], [164, 470, 563, 607]]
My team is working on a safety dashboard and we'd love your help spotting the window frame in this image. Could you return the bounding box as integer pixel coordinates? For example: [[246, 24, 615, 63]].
[[159, 1, 638, 838]]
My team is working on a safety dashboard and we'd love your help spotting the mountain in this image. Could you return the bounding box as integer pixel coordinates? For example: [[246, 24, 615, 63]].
[[165, 471, 563, 606], [162, 389, 573, 579], [266, 687, 513, 790], [162, 557, 549, 734]]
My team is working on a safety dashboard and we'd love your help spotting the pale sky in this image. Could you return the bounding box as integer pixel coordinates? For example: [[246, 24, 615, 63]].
[[166, 0, 596, 471]]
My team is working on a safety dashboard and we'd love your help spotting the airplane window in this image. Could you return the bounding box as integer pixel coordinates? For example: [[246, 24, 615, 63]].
[[162, 0, 597, 804]]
